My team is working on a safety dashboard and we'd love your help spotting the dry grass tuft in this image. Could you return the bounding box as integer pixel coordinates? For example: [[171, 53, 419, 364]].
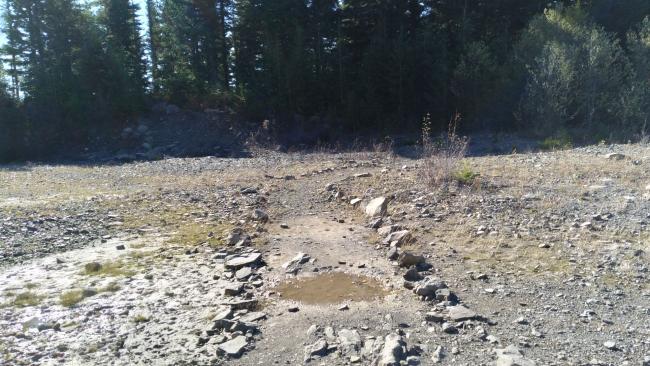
[[420, 113, 470, 189]]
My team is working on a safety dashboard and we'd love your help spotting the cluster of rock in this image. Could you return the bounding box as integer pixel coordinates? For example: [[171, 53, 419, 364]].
[[358, 195, 537, 365], [304, 326, 417, 366], [208, 221, 268, 359]]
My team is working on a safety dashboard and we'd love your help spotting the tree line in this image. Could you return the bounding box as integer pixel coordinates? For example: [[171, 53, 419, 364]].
[[1, 0, 649, 160]]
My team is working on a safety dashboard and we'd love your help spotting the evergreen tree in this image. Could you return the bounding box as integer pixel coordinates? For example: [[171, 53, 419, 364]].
[[99, 0, 147, 114], [146, 0, 160, 92]]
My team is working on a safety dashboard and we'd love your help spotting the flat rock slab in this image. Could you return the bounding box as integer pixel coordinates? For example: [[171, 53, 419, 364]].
[[218, 335, 248, 357], [225, 252, 262, 270], [494, 345, 536, 366], [445, 305, 478, 321]]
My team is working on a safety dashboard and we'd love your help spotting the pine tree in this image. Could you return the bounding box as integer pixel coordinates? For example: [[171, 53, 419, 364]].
[[146, 0, 160, 92], [100, 0, 147, 113], [1, 0, 25, 99]]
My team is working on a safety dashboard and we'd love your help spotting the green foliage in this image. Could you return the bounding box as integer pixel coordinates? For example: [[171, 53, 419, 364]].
[[1, 0, 650, 161], [453, 162, 479, 185], [59, 289, 85, 307], [539, 133, 573, 151], [515, 5, 637, 140], [8, 291, 42, 307]]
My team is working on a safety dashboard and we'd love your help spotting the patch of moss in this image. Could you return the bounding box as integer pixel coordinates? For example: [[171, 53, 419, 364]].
[[132, 314, 150, 323], [11, 292, 42, 307], [83, 260, 135, 277], [59, 290, 85, 307]]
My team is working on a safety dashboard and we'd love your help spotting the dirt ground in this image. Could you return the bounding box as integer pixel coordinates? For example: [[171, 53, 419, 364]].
[[0, 143, 649, 365]]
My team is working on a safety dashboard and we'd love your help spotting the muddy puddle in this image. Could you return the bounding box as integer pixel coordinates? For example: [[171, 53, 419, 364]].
[[275, 272, 386, 305]]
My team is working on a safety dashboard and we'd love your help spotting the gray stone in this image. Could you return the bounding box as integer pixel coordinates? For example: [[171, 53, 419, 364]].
[[366, 197, 388, 217], [387, 247, 399, 260], [403, 268, 423, 281], [603, 341, 617, 350], [282, 252, 310, 273], [225, 252, 262, 270], [446, 305, 477, 321], [398, 252, 425, 267], [222, 283, 243, 296], [304, 338, 328, 361], [239, 312, 266, 323], [604, 153, 626, 161], [379, 333, 406, 366], [383, 230, 412, 247], [494, 345, 535, 366], [338, 329, 362, 353], [441, 322, 457, 334], [235, 267, 253, 281], [252, 209, 269, 223], [413, 277, 447, 299], [217, 336, 248, 357]]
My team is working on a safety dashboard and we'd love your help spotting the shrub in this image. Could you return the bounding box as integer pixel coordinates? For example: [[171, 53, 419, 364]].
[[516, 6, 634, 140], [453, 162, 479, 185], [420, 113, 469, 189]]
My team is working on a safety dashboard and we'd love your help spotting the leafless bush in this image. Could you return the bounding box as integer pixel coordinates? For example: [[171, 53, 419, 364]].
[[420, 113, 469, 189]]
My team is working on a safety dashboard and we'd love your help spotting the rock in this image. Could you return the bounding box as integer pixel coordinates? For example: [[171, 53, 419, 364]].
[[282, 252, 310, 273], [252, 209, 269, 223], [350, 198, 362, 207], [224, 252, 262, 270], [338, 304, 349, 311], [369, 217, 383, 229], [115, 244, 126, 250], [350, 355, 361, 363], [222, 283, 243, 296], [307, 324, 320, 337], [235, 267, 253, 281], [603, 341, 617, 350], [425, 312, 445, 323], [280, 223, 289, 229], [226, 228, 245, 245], [324, 326, 336, 340], [494, 345, 535, 366], [355, 172, 372, 178], [288, 306, 300, 313], [441, 322, 457, 334], [604, 153, 626, 161], [304, 338, 328, 361], [383, 230, 412, 247], [241, 187, 258, 195], [378, 225, 399, 237], [403, 268, 423, 281], [239, 312, 266, 323], [435, 288, 458, 303], [365, 197, 388, 217], [413, 277, 447, 299], [432, 346, 445, 363], [514, 317, 528, 325], [338, 329, 362, 353], [398, 252, 425, 267], [217, 336, 248, 357], [445, 305, 477, 321], [387, 247, 399, 260], [379, 333, 406, 366]]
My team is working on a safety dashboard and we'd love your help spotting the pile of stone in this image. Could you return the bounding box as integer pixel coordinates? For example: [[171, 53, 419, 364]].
[[304, 326, 418, 366], [209, 228, 267, 359]]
